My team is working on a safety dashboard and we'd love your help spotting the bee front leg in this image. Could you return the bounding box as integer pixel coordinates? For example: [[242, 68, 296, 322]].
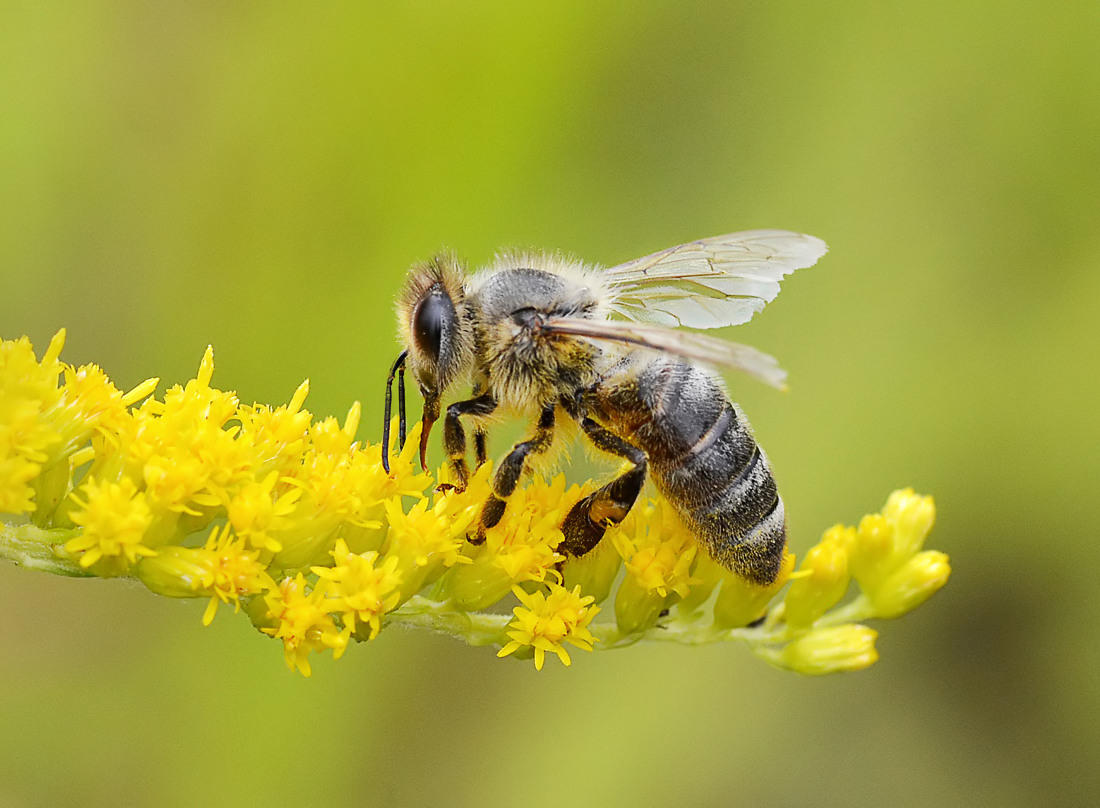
[[471, 403, 556, 544], [443, 393, 496, 491], [560, 417, 647, 558]]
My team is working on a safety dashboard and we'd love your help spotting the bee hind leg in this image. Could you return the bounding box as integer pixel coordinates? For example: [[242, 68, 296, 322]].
[[560, 418, 647, 557], [471, 403, 556, 544]]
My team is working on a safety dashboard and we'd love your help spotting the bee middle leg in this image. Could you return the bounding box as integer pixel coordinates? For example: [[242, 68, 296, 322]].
[[471, 403, 557, 544], [560, 417, 647, 558], [443, 393, 497, 490]]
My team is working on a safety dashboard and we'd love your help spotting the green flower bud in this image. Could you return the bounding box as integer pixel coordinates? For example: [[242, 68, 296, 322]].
[[867, 550, 951, 618], [776, 624, 878, 675]]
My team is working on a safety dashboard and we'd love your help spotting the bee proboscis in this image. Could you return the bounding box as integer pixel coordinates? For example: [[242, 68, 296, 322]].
[[382, 230, 827, 584]]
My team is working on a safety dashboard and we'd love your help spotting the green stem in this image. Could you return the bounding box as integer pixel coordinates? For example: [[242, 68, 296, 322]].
[[0, 520, 91, 577], [391, 595, 511, 646]]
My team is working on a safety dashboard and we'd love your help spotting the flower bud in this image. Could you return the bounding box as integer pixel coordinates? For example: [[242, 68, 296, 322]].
[[849, 513, 897, 591], [783, 527, 852, 628], [867, 550, 951, 618], [882, 489, 936, 558], [437, 551, 514, 611], [777, 624, 878, 675], [614, 573, 671, 634], [135, 546, 211, 598]]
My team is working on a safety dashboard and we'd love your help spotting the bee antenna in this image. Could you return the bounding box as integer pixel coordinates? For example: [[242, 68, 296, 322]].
[[382, 350, 409, 474]]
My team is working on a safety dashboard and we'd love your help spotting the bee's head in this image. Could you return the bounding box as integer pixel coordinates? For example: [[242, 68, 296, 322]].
[[392, 253, 474, 468]]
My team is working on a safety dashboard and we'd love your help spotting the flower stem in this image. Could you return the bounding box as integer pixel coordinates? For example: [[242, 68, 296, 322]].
[[391, 595, 512, 647], [0, 521, 90, 577]]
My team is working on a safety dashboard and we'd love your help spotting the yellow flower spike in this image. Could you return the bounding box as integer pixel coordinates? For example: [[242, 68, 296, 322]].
[[261, 573, 350, 677], [265, 510, 342, 572], [312, 539, 403, 640], [769, 624, 879, 675], [1, 333, 953, 676], [783, 524, 854, 628], [712, 550, 795, 629], [497, 583, 600, 670], [65, 476, 157, 574], [271, 442, 389, 568], [866, 550, 951, 619], [1, 335, 61, 403], [334, 515, 388, 556]]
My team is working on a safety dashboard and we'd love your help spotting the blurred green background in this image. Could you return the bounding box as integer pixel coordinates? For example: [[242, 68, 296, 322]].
[[2, 2, 1098, 806]]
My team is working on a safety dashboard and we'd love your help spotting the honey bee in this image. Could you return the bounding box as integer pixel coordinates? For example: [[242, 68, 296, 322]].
[[382, 231, 827, 584]]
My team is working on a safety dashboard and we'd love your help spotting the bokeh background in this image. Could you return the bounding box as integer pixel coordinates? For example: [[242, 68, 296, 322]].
[[2, 3, 1098, 806]]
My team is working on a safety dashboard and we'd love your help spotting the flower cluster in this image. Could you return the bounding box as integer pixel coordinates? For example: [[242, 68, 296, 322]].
[[1, 332, 951, 676]]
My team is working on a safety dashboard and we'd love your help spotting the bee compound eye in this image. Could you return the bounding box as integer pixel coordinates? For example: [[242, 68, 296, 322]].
[[413, 290, 453, 361]]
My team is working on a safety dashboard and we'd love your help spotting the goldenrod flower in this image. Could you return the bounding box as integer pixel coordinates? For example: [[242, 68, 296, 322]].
[[613, 498, 699, 599], [261, 573, 350, 677], [0, 397, 57, 513], [437, 472, 572, 610], [226, 471, 302, 553], [497, 583, 600, 670], [195, 524, 275, 625], [136, 524, 275, 625], [312, 539, 402, 640], [383, 496, 473, 600], [65, 476, 156, 574], [0, 331, 952, 677]]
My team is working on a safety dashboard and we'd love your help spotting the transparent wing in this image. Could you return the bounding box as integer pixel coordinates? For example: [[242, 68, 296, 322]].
[[605, 229, 827, 329], [544, 316, 788, 389]]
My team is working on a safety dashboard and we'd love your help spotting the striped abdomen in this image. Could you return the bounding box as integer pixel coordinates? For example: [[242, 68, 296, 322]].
[[594, 356, 786, 585]]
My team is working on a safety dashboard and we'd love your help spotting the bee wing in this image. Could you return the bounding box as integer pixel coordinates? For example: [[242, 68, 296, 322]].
[[544, 316, 788, 389], [605, 229, 827, 329]]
